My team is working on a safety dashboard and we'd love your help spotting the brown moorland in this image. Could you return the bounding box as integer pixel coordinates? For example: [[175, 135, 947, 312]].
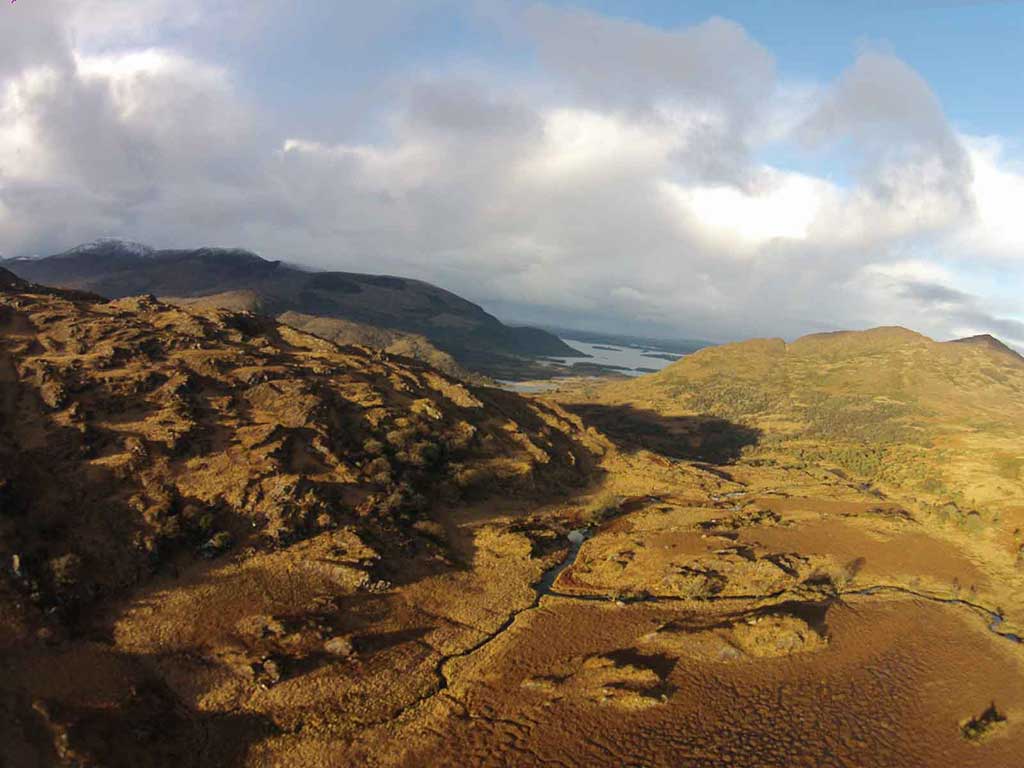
[[3, 275, 1023, 767], [0, 268, 604, 766]]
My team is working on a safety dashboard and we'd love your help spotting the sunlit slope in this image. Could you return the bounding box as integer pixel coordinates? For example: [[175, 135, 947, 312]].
[[602, 326, 1024, 528], [3, 239, 581, 375], [0, 267, 600, 634]]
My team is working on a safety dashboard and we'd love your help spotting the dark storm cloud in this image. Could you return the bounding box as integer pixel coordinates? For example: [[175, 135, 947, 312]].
[[900, 281, 974, 304]]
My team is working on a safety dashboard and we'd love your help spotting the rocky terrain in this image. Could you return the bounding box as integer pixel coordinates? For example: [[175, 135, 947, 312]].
[[2, 273, 1023, 767], [0, 267, 603, 766], [169, 292, 472, 382], [3, 239, 581, 377]]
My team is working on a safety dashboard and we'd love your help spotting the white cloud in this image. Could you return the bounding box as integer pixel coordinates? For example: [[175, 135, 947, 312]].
[[522, 108, 678, 179], [662, 168, 834, 250], [0, 67, 61, 180], [0, 3, 1022, 345], [956, 136, 1024, 259]]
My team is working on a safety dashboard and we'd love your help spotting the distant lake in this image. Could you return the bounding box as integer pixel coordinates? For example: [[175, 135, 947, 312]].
[[549, 337, 684, 376]]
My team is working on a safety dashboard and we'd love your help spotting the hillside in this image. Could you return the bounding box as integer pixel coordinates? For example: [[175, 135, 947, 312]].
[[2, 239, 580, 376], [164, 291, 472, 380], [0, 267, 604, 765], [275, 311, 474, 382], [3, 281, 1024, 766], [579, 325, 1024, 533]]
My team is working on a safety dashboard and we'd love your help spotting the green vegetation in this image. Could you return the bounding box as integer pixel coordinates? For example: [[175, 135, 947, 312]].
[[600, 327, 1024, 526], [661, 378, 781, 420], [801, 394, 917, 443]]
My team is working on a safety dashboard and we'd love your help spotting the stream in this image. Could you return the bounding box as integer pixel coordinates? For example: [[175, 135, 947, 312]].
[[366, 526, 1022, 732], [849, 585, 1023, 645], [535, 532, 1023, 646], [537, 528, 592, 594]]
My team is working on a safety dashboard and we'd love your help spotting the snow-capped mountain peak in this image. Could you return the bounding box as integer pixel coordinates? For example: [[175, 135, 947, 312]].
[[61, 238, 156, 258]]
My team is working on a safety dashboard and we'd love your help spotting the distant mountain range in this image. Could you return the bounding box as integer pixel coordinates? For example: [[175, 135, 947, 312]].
[[2, 239, 581, 376]]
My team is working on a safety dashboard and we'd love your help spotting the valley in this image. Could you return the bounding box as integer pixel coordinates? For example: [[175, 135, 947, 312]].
[[5, 4, 1024, 766], [1, 270, 1023, 766]]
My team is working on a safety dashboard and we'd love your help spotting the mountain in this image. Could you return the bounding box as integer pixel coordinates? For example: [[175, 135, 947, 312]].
[[2, 240, 581, 376], [165, 290, 473, 381], [0, 267, 27, 291], [0, 265, 598, 615], [584, 325, 1024, 528], [4, 279, 1024, 766], [949, 332, 1024, 362], [0, 267, 602, 765]]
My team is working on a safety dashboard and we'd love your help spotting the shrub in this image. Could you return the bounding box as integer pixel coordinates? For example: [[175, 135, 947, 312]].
[[582, 490, 620, 524], [48, 553, 82, 590], [200, 531, 233, 558], [364, 456, 393, 486]]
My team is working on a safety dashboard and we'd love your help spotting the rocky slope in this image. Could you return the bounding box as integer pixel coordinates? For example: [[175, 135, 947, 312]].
[[166, 291, 472, 381], [0, 267, 603, 765], [3, 239, 580, 376]]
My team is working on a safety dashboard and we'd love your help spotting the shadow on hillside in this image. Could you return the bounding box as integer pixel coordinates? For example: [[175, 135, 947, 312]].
[[564, 403, 760, 464], [1, 665, 276, 768]]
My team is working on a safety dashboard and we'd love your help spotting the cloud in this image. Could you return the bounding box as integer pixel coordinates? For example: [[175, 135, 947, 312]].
[[0, 3, 1021, 346], [899, 281, 971, 305], [798, 51, 974, 239], [523, 7, 775, 113], [898, 280, 1024, 346], [521, 6, 775, 183], [953, 136, 1024, 260]]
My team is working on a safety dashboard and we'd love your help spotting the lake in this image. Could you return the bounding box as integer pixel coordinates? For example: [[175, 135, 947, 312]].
[[549, 337, 684, 376]]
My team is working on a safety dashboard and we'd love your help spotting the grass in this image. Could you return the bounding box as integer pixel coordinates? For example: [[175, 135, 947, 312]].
[[995, 455, 1024, 481], [593, 327, 1024, 529]]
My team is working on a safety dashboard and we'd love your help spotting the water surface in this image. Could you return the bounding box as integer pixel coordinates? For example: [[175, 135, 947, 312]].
[[549, 338, 684, 376]]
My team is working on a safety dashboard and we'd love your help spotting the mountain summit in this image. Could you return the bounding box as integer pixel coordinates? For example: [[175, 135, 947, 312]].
[[3, 241, 579, 375], [589, 325, 1024, 525], [60, 238, 157, 259]]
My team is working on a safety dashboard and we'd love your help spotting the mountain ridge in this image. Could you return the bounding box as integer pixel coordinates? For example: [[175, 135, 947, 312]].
[[576, 324, 1024, 532], [2, 240, 580, 375], [948, 332, 1024, 361]]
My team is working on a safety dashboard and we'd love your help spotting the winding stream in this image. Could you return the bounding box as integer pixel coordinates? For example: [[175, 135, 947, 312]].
[[535, 531, 1024, 646], [537, 536, 1023, 646], [848, 585, 1022, 645], [364, 527, 601, 728], [537, 528, 592, 594], [366, 525, 1022, 732]]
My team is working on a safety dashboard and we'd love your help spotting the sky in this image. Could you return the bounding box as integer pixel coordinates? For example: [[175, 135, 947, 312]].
[[2, 1, 1024, 345]]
